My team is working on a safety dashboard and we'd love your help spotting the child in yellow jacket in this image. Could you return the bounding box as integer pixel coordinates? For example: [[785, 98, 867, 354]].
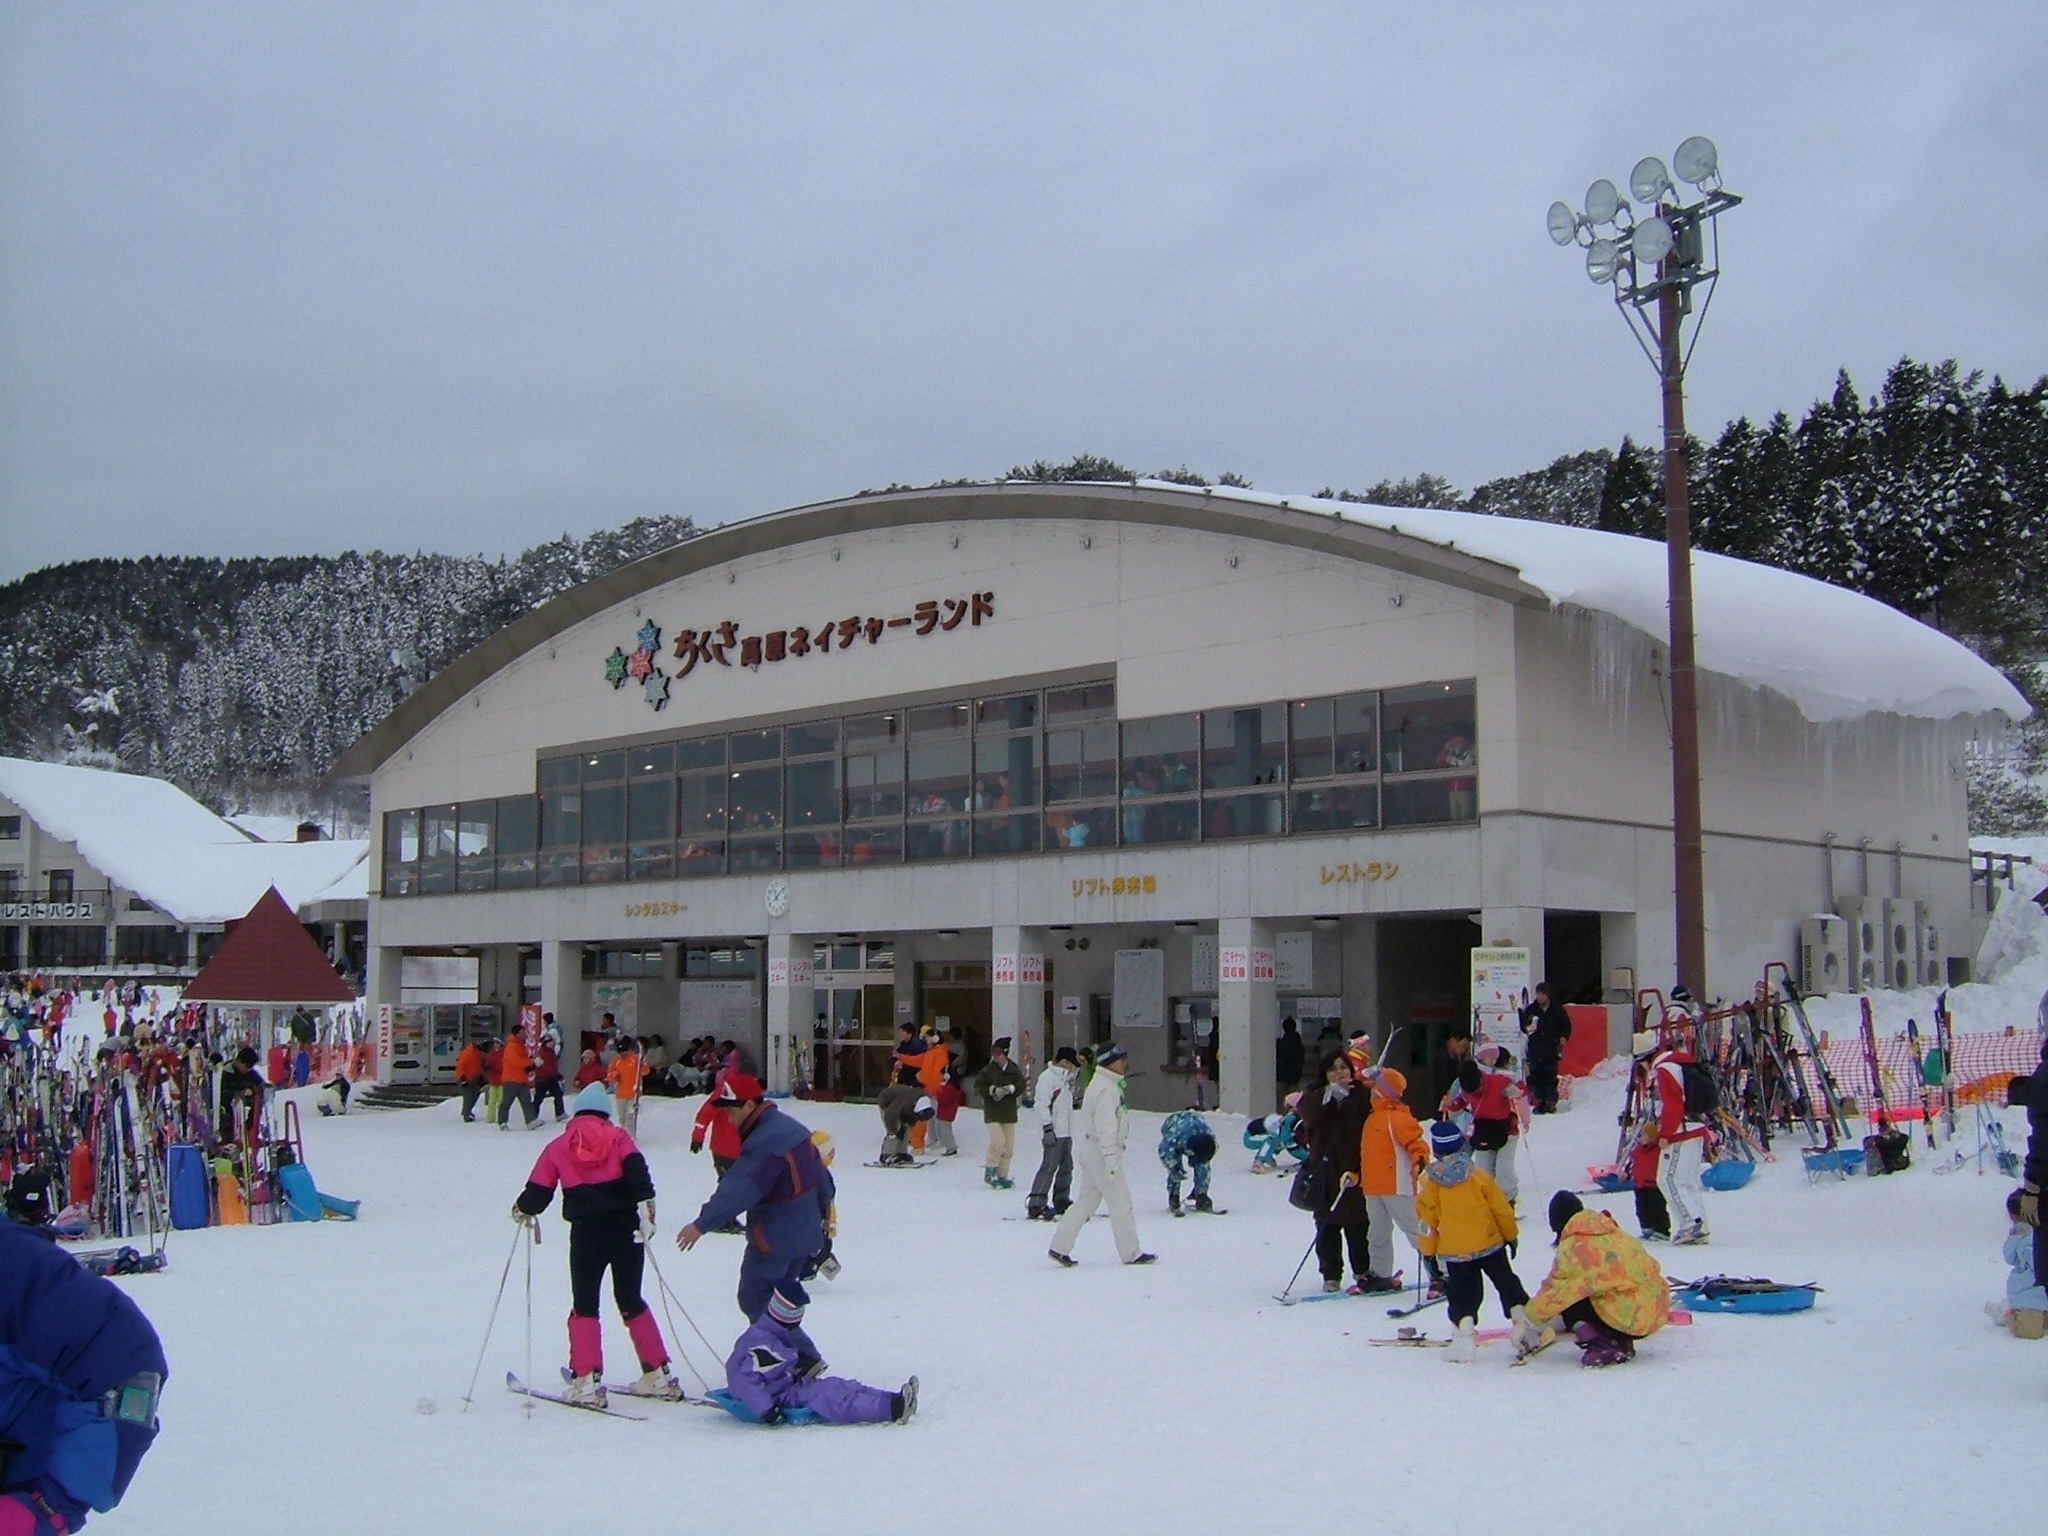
[[1415, 1120, 1532, 1362]]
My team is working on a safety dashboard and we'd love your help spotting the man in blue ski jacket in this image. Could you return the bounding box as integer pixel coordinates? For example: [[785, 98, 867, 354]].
[[675, 1073, 834, 1322], [1, 1200, 168, 1535]]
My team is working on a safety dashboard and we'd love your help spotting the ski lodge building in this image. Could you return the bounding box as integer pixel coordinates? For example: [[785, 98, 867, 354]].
[[332, 481, 2026, 1114], [0, 757, 369, 985]]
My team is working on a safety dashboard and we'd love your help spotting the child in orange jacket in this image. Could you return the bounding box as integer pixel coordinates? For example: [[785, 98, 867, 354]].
[[1357, 1067, 1440, 1293]]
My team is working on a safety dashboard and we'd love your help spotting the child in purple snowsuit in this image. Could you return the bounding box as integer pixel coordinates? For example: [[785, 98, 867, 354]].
[[724, 1287, 915, 1425]]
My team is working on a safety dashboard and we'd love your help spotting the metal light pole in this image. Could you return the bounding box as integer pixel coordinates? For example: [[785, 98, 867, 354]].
[[1549, 138, 1739, 1001]]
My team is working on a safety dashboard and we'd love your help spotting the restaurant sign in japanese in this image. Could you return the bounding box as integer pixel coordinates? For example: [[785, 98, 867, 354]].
[[604, 591, 997, 711]]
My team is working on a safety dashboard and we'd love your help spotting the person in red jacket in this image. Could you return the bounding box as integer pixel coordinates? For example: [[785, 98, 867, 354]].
[[484, 1038, 506, 1123], [1449, 1044, 1526, 1207], [572, 1048, 605, 1089], [498, 1031, 537, 1131], [1624, 1053, 1672, 1241], [456, 1040, 486, 1123], [532, 1036, 566, 1123], [691, 1075, 746, 1235], [512, 1082, 680, 1408], [1635, 1024, 1711, 1245]]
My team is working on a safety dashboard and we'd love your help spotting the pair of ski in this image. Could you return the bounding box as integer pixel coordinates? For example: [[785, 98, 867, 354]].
[[506, 1370, 704, 1420], [1277, 1275, 1434, 1311]]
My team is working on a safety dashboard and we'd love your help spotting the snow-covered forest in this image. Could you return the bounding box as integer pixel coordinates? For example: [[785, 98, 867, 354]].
[[2, 355, 2043, 828]]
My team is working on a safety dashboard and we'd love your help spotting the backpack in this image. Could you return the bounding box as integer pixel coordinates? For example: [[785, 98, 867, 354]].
[[1679, 1060, 1720, 1120]]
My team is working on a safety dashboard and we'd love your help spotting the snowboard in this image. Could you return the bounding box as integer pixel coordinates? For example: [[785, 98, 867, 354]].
[[507, 1371, 647, 1419], [1169, 1205, 1229, 1217]]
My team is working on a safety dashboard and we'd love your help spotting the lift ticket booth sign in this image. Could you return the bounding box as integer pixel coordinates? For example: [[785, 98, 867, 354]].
[[1469, 946, 1531, 1050]]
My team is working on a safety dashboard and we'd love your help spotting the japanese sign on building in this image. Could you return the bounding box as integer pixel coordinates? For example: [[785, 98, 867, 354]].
[[604, 591, 997, 711]]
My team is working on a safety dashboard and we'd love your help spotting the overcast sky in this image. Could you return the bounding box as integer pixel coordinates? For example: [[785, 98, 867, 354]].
[[2, 3, 2043, 579]]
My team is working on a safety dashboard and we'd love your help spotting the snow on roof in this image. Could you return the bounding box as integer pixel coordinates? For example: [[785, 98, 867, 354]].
[[1165, 483, 2030, 725], [0, 758, 370, 925]]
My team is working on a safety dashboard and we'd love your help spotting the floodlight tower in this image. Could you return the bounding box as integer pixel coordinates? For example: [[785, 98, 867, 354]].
[[1548, 137, 1739, 1002]]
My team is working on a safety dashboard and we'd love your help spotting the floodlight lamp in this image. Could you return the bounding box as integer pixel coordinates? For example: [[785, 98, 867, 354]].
[[1586, 238, 1621, 284], [1546, 200, 1579, 246], [1631, 214, 1674, 264], [1673, 135, 1719, 186], [1630, 156, 1672, 206], [1583, 178, 1621, 226]]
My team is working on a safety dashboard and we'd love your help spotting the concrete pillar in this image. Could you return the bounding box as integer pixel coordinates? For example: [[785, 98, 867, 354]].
[[539, 941, 583, 1040], [1479, 906, 1545, 985], [990, 925, 1048, 1076], [763, 932, 816, 1095], [1218, 916, 1276, 1117]]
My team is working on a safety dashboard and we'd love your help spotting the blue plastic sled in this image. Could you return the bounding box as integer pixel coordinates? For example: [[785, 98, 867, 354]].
[[277, 1162, 360, 1222], [1675, 1283, 1817, 1314], [705, 1389, 820, 1426], [167, 1144, 211, 1230], [1700, 1160, 1755, 1191]]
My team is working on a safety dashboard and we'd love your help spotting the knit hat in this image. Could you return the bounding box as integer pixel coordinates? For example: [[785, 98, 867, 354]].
[[1097, 1042, 1129, 1068], [1187, 1131, 1217, 1164], [1548, 1189, 1584, 1240], [992, 1037, 1011, 1054], [572, 1082, 613, 1117], [1428, 1120, 1466, 1158], [1631, 1030, 1659, 1058], [1054, 1047, 1078, 1065], [766, 1286, 807, 1326], [713, 1072, 764, 1104], [913, 1095, 936, 1121]]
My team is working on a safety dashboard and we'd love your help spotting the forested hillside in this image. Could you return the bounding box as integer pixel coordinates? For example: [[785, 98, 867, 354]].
[[4, 355, 2042, 830]]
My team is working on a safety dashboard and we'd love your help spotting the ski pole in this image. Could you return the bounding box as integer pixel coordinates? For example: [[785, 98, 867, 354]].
[[522, 1222, 535, 1418], [461, 1224, 524, 1411], [1277, 1229, 1319, 1303]]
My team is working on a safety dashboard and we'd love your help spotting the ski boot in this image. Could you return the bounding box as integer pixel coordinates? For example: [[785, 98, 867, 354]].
[[994, 1176, 1014, 1189], [1191, 1192, 1215, 1213], [1348, 1273, 1403, 1295], [1671, 1220, 1711, 1246], [1169, 1198, 1184, 1218], [631, 1367, 685, 1401], [1048, 1248, 1077, 1269], [563, 1372, 607, 1408], [983, 1166, 997, 1187], [891, 1376, 919, 1423], [1443, 1319, 1478, 1364], [1322, 1276, 1343, 1293]]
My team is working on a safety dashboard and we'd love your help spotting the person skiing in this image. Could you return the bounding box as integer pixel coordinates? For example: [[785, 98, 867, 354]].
[[1156, 1108, 1218, 1215], [1358, 1065, 1439, 1294], [874, 1063, 925, 1166], [1513, 1191, 1671, 1367], [1296, 1049, 1374, 1291], [511, 1082, 681, 1407], [1448, 1044, 1526, 1208], [1048, 1043, 1154, 1267], [973, 1037, 1027, 1188], [1415, 1120, 1532, 1363], [1024, 1047, 1077, 1220], [1, 1206, 168, 1534], [724, 1285, 915, 1425], [1517, 983, 1572, 1114], [675, 1075, 833, 1322], [1637, 1028, 1711, 1245]]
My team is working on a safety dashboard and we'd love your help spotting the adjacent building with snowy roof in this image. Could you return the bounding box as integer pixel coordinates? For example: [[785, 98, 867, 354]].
[[332, 481, 2026, 1112], [0, 757, 368, 980]]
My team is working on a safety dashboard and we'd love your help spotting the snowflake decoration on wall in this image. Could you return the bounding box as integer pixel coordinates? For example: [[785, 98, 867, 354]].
[[605, 623, 669, 709]]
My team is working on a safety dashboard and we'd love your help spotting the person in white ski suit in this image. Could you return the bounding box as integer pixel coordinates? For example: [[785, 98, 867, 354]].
[[1048, 1043, 1153, 1266]]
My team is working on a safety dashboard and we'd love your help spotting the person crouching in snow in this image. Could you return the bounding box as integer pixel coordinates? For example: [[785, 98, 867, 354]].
[[511, 1082, 681, 1408], [1513, 1191, 1671, 1367], [725, 1285, 916, 1425], [1157, 1108, 1218, 1214], [1415, 1120, 1533, 1362], [1988, 1187, 2048, 1337], [874, 1064, 925, 1166], [1243, 1106, 1302, 1173]]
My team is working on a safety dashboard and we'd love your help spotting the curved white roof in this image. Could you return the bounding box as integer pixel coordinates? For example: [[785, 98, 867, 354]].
[[0, 757, 369, 925], [1177, 484, 2029, 725]]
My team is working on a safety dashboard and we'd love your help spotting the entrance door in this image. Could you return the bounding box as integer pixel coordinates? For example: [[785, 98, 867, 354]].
[[919, 962, 991, 1074], [1375, 917, 1480, 1114]]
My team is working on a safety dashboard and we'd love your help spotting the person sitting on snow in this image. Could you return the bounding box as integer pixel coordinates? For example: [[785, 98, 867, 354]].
[[1988, 1186, 2048, 1338], [724, 1285, 915, 1425], [1513, 1191, 1671, 1367], [1157, 1109, 1218, 1214]]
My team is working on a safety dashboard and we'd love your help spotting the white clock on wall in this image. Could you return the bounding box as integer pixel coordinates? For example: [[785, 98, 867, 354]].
[[763, 878, 790, 919]]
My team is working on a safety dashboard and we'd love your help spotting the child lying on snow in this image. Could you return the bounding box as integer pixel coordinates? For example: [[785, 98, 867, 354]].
[[725, 1285, 917, 1424], [1987, 1187, 2047, 1339]]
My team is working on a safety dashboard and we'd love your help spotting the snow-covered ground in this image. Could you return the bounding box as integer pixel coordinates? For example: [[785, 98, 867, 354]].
[[91, 1074, 2040, 1536]]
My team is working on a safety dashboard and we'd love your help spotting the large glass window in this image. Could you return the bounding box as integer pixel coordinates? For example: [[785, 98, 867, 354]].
[[383, 674, 1477, 896], [457, 801, 496, 892]]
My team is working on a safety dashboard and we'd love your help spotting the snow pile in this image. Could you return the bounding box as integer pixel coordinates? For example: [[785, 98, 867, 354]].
[[100, 1080, 2039, 1536], [0, 757, 369, 924], [1166, 484, 2030, 725]]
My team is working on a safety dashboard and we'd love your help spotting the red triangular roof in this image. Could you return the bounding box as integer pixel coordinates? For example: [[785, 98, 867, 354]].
[[183, 886, 356, 1005]]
